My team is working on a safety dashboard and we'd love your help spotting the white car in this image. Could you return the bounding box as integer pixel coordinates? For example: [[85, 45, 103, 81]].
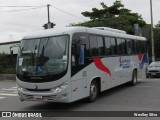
[[146, 61, 160, 78]]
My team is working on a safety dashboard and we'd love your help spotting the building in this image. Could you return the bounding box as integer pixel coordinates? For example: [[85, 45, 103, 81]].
[[0, 41, 20, 54]]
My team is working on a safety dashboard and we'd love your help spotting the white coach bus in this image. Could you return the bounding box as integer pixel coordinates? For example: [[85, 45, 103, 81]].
[[16, 27, 148, 103]]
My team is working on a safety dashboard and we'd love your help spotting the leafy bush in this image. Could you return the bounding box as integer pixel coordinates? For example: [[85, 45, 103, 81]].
[[0, 53, 16, 74]]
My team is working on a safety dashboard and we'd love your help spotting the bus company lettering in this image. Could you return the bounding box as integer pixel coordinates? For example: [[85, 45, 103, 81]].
[[119, 57, 130, 68]]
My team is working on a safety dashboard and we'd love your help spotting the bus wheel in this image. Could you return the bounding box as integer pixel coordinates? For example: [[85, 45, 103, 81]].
[[87, 80, 98, 102], [130, 70, 137, 86], [146, 75, 149, 78]]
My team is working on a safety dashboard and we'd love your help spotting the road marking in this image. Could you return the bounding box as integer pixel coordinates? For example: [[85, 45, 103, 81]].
[[1, 89, 17, 91], [0, 91, 18, 93], [0, 87, 18, 99], [134, 86, 152, 88], [0, 97, 5, 99], [0, 93, 18, 96], [11, 87, 17, 89], [152, 79, 160, 81], [12, 91, 18, 93]]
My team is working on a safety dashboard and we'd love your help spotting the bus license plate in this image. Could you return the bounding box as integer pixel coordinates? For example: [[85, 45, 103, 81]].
[[33, 95, 42, 99]]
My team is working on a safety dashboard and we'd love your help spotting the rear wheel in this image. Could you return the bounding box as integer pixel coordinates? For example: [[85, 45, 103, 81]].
[[130, 70, 137, 86], [87, 80, 98, 102]]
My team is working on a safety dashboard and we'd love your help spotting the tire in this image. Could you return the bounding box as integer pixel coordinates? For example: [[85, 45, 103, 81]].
[[146, 75, 149, 78], [130, 70, 137, 86], [87, 80, 98, 103]]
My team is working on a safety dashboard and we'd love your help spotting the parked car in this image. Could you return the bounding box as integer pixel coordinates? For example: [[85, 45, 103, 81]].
[[146, 61, 160, 78]]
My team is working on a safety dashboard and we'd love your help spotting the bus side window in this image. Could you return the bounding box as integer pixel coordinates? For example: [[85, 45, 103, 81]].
[[135, 40, 141, 54], [127, 39, 135, 54], [71, 45, 76, 66], [134, 40, 137, 54], [121, 39, 127, 55], [141, 41, 146, 53], [117, 38, 122, 55], [89, 35, 98, 56], [144, 41, 147, 53], [97, 36, 105, 56], [105, 37, 111, 55], [78, 44, 85, 65], [138, 41, 142, 54], [110, 38, 117, 55], [72, 44, 86, 66]]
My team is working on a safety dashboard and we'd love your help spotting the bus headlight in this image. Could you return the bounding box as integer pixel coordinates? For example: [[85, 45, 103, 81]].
[[51, 82, 68, 93], [17, 85, 25, 91]]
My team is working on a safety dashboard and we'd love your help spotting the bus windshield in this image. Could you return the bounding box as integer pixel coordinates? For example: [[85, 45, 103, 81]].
[[17, 35, 69, 76]]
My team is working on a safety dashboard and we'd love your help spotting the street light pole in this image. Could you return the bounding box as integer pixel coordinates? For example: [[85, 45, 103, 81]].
[[150, 0, 155, 62], [47, 4, 50, 23], [43, 4, 55, 29]]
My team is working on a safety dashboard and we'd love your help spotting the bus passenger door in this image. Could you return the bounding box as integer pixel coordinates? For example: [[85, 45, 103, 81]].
[[71, 44, 87, 101]]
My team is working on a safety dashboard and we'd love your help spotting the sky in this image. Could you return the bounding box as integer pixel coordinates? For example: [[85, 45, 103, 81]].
[[0, 0, 160, 43]]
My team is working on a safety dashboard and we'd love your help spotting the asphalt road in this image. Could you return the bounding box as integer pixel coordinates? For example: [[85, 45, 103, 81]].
[[0, 77, 160, 120]]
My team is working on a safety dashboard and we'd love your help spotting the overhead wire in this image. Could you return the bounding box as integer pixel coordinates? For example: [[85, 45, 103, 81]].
[[0, 5, 46, 13], [0, 4, 87, 21], [0, 5, 44, 7], [51, 5, 87, 21]]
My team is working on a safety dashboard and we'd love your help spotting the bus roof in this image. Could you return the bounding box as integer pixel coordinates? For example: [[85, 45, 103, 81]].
[[23, 26, 146, 41]]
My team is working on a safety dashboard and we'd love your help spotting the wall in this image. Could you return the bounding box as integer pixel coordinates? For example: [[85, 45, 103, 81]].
[[0, 41, 20, 54]]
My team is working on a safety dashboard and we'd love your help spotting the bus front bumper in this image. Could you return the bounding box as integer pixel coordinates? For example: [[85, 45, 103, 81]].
[[17, 86, 70, 103]]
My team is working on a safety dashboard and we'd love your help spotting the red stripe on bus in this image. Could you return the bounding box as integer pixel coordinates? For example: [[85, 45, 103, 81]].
[[138, 54, 143, 61], [93, 57, 111, 76]]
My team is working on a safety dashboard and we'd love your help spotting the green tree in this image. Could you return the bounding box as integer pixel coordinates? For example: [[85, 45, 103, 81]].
[[0, 53, 16, 74], [154, 23, 160, 59], [72, 0, 146, 34], [142, 22, 160, 60]]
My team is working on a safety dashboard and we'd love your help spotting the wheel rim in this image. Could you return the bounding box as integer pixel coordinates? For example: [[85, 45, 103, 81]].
[[90, 83, 97, 99]]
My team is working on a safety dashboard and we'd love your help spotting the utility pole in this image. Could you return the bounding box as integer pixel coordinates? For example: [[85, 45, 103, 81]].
[[150, 0, 155, 62]]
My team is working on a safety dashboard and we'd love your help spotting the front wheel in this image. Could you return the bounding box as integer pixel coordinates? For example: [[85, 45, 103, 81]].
[[146, 75, 149, 78], [87, 80, 98, 103], [130, 70, 137, 86]]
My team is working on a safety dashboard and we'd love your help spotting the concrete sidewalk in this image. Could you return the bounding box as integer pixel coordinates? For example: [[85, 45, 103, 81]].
[[0, 74, 16, 81]]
